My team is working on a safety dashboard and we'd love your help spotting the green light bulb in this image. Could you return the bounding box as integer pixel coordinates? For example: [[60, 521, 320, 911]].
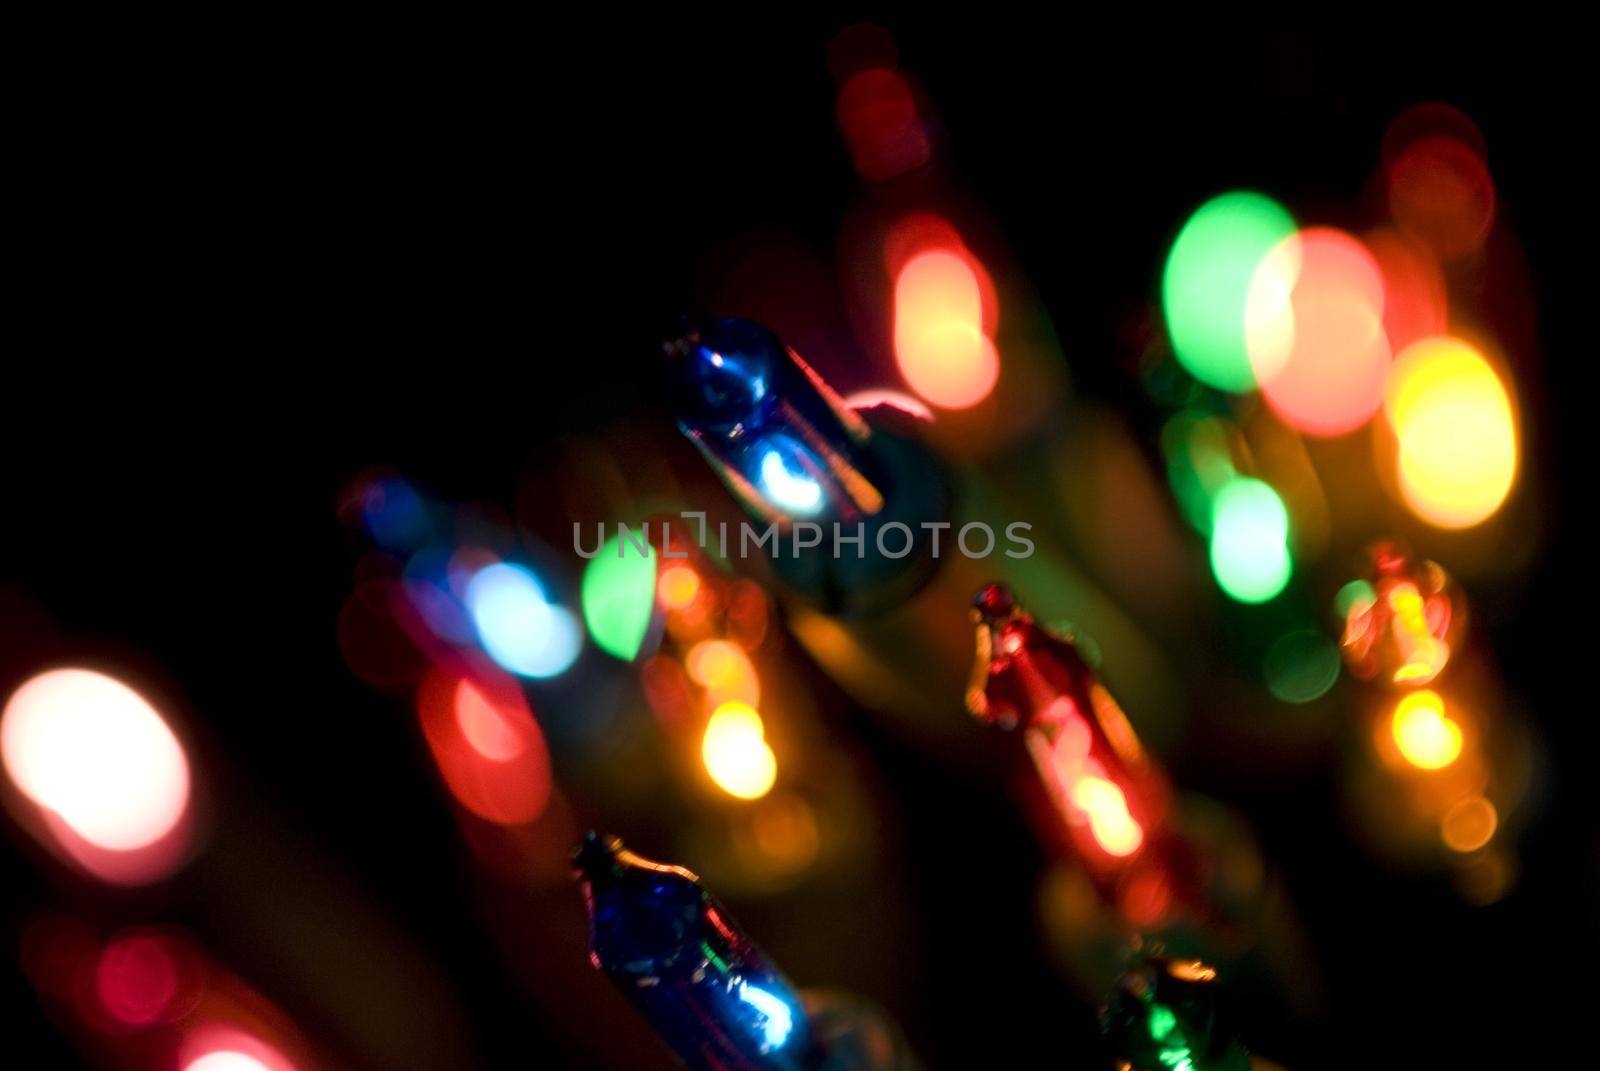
[[581, 529, 656, 661], [1163, 191, 1296, 393], [1208, 477, 1291, 603], [1103, 954, 1251, 1071]]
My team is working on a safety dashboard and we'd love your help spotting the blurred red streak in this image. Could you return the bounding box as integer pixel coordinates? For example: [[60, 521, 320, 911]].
[[415, 668, 552, 827]]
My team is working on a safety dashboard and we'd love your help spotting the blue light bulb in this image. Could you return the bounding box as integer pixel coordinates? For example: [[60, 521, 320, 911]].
[[668, 317, 782, 437], [664, 317, 951, 614], [465, 562, 583, 679], [666, 317, 880, 524], [576, 832, 815, 1070]]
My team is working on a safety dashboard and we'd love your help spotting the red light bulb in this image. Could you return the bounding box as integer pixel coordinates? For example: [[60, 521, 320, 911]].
[[968, 584, 1195, 924], [1338, 541, 1462, 687]]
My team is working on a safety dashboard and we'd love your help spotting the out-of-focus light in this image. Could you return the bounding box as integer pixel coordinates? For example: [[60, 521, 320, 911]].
[[1162, 191, 1296, 392], [1208, 477, 1291, 603], [757, 448, 825, 514], [454, 679, 526, 761], [1441, 795, 1498, 853], [1366, 229, 1447, 353], [1388, 135, 1495, 260], [1391, 690, 1462, 770], [183, 1041, 300, 1071], [835, 67, 930, 182], [180, 1011, 302, 1069], [96, 932, 181, 1025], [1070, 776, 1144, 857], [1339, 545, 1460, 685], [186, 1054, 275, 1071], [883, 214, 1000, 331], [1161, 410, 1240, 534], [2, 669, 191, 854], [417, 673, 552, 825], [359, 475, 429, 551], [702, 702, 777, 800], [338, 580, 428, 692], [179, 1022, 298, 1071], [686, 640, 760, 708], [1245, 227, 1391, 436], [1385, 337, 1517, 528], [466, 562, 582, 678], [1337, 576, 1376, 627], [1381, 101, 1487, 163], [657, 565, 701, 611], [580, 530, 657, 662], [1334, 578, 1377, 621], [743, 792, 822, 876], [1263, 629, 1341, 703], [826, 22, 899, 82], [641, 655, 694, 728], [1384, 582, 1449, 683], [178, 1024, 301, 1071], [894, 248, 1000, 409], [1118, 869, 1174, 929], [402, 548, 478, 646], [1455, 848, 1514, 905], [725, 580, 771, 651]]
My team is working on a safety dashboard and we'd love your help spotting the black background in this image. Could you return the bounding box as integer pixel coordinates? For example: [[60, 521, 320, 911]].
[[5, 17, 1594, 1069]]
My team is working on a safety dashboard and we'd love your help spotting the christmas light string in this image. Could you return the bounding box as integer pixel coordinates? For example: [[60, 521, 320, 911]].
[[662, 310, 1307, 1062], [1, 30, 1555, 1071]]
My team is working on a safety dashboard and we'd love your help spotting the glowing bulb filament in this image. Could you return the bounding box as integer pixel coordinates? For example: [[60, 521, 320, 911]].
[[756, 449, 824, 515], [737, 980, 795, 1050], [1071, 776, 1144, 857]]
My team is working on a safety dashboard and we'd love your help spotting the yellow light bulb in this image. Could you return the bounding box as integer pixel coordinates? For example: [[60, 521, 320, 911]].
[[702, 702, 777, 800], [1391, 690, 1463, 770], [1386, 337, 1516, 528]]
